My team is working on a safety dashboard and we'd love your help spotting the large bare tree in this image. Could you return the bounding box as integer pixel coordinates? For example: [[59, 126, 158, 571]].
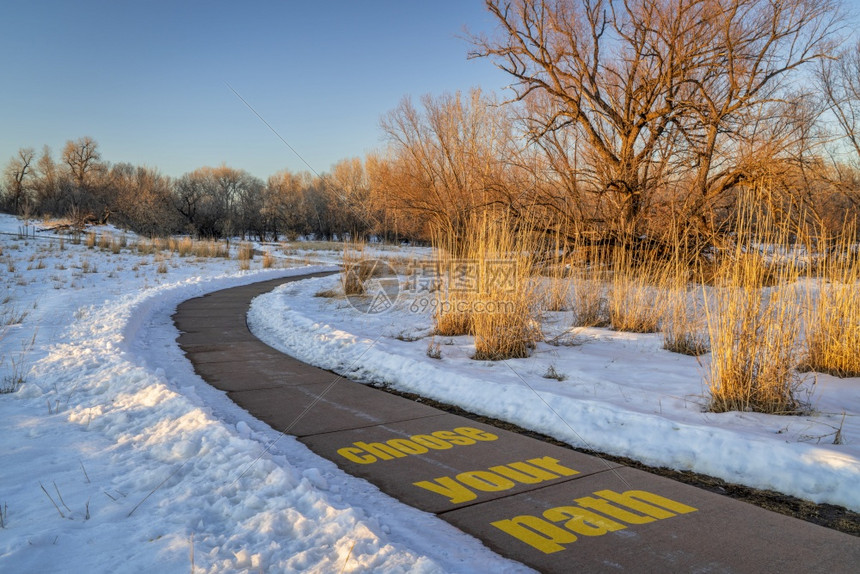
[[472, 0, 842, 238]]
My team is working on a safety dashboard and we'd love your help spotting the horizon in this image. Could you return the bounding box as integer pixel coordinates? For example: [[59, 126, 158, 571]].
[[0, 1, 510, 180]]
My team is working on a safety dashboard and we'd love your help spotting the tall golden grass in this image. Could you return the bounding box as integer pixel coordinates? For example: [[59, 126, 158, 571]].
[[431, 230, 474, 336], [802, 225, 860, 377], [662, 262, 709, 356], [431, 212, 541, 359], [608, 245, 670, 333], [569, 240, 610, 328], [342, 242, 377, 295], [237, 242, 253, 270], [537, 234, 572, 313], [702, 202, 804, 414], [469, 214, 541, 360]]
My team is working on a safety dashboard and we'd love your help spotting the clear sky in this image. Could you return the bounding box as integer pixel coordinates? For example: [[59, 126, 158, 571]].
[[0, 0, 510, 179]]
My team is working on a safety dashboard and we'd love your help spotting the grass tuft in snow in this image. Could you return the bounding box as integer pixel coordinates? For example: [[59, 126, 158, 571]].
[[237, 242, 253, 270], [1, 332, 35, 393], [433, 212, 541, 360], [262, 250, 274, 269], [663, 261, 709, 356], [569, 241, 610, 328], [703, 195, 804, 415], [608, 245, 669, 333], [341, 242, 375, 295], [542, 364, 567, 381], [426, 340, 442, 359], [802, 225, 860, 377]]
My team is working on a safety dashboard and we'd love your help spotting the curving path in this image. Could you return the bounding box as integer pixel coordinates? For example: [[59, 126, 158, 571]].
[[173, 273, 860, 573]]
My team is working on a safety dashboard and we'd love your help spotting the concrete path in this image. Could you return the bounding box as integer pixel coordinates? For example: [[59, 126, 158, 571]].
[[173, 274, 860, 573]]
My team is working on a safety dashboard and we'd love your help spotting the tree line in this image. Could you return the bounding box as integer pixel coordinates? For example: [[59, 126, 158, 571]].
[[0, 138, 382, 241], [4, 1, 860, 244]]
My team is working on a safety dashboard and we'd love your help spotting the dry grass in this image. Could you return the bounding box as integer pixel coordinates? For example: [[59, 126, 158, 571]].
[[134, 239, 157, 255], [608, 246, 669, 333], [168, 236, 194, 257], [262, 250, 275, 269], [703, 203, 804, 414], [568, 241, 610, 327], [430, 249, 473, 336], [662, 261, 709, 356], [802, 226, 860, 377], [237, 243, 253, 270], [193, 240, 229, 259], [539, 265, 572, 312], [341, 242, 376, 295], [432, 212, 541, 360], [537, 235, 572, 312]]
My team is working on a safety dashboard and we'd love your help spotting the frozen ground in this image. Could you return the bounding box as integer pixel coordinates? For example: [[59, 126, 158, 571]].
[[248, 269, 860, 513], [0, 216, 531, 573]]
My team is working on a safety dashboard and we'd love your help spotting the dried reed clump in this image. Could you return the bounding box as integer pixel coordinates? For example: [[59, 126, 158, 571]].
[[662, 262, 709, 356], [432, 212, 542, 360], [608, 245, 669, 333], [431, 250, 473, 336], [341, 242, 376, 295], [703, 202, 804, 415], [802, 226, 860, 377], [178, 237, 193, 257], [237, 242, 253, 270], [537, 235, 572, 313], [262, 250, 275, 269], [568, 241, 610, 327]]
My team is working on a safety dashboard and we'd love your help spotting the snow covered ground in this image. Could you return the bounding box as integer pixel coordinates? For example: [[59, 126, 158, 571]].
[[248, 268, 860, 513], [0, 215, 532, 573]]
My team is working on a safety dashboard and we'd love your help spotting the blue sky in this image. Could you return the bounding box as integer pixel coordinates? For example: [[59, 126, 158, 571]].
[[0, 1, 510, 179]]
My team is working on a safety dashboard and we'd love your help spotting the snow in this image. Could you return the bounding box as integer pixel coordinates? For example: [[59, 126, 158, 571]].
[[0, 216, 531, 573], [2, 211, 857, 573], [247, 270, 860, 513]]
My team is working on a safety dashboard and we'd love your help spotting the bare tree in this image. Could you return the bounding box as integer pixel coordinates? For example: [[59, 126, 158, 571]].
[[380, 88, 516, 239], [172, 165, 263, 238], [472, 0, 842, 238], [673, 0, 841, 231], [2, 147, 35, 215], [818, 39, 860, 212], [264, 170, 314, 239], [330, 157, 377, 240], [32, 146, 63, 216], [110, 163, 180, 235], [60, 136, 105, 220]]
